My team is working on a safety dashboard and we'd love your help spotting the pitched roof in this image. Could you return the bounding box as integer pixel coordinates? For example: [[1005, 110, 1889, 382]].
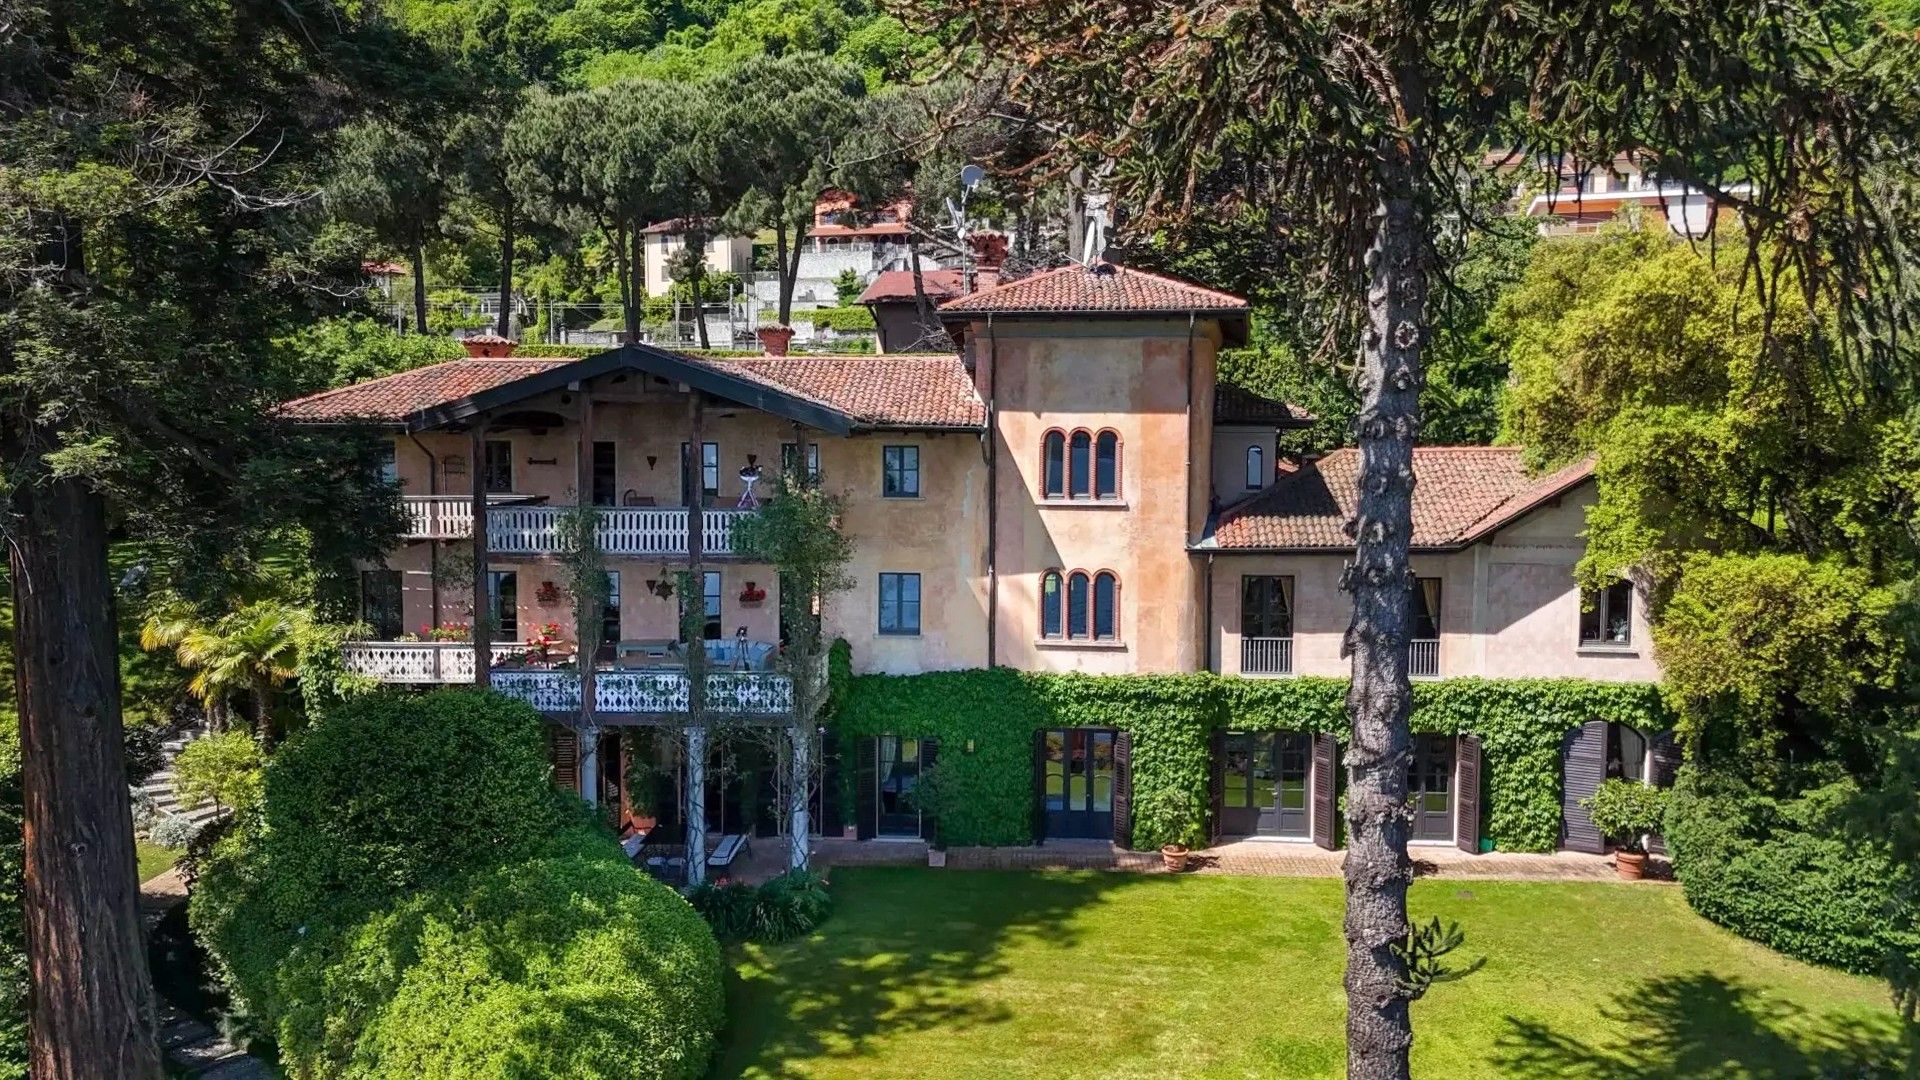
[[1214, 384, 1314, 428], [858, 269, 966, 304], [1204, 447, 1595, 551], [937, 262, 1249, 316], [279, 352, 985, 432]]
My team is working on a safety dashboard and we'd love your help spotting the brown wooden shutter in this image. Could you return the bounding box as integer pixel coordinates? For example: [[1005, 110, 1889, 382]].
[[1032, 729, 1048, 845], [818, 729, 843, 836], [1112, 729, 1134, 850], [919, 738, 940, 845], [1207, 728, 1226, 845], [1311, 734, 1338, 850], [550, 724, 580, 794], [854, 735, 878, 840], [1455, 734, 1482, 854], [1559, 720, 1608, 853]]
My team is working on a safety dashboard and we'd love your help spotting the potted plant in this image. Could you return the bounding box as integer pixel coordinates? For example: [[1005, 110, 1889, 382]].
[[1160, 842, 1190, 873], [1582, 778, 1668, 880], [1133, 786, 1199, 872], [738, 581, 767, 606]]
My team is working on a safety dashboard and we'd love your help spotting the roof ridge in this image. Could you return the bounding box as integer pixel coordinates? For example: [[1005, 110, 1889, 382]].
[[1446, 456, 1596, 542], [278, 356, 512, 408]]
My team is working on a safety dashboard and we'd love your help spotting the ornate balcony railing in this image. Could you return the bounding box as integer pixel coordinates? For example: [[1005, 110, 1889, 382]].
[[1409, 638, 1441, 679], [1239, 636, 1294, 676], [339, 642, 795, 716], [400, 497, 747, 557]]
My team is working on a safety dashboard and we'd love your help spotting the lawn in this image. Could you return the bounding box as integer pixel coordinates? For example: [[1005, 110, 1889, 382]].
[[716, 868, 1905, 1079], [137, 840, 181, 883]]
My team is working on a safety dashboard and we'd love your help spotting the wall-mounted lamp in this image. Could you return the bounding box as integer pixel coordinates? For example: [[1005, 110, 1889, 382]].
[[746, 453, 758, 466], [646, 455, 658, 470]]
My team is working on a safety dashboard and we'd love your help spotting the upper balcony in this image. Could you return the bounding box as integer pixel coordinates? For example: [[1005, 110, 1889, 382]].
[[401, 496, 750, 557]]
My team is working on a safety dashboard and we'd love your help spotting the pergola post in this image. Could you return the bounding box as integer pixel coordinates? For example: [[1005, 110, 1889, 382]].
[[684, 724, 707, 886], [683, 390, 709, 884], [469, 423, 490, 689], [576, 388, 598, 802], [787, 721, 811, 870]]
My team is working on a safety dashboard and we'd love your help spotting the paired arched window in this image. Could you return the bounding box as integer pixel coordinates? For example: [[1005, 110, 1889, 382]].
[[1245, 445, 1265, 490], [1040, 569, 1120, 641], [1042, 428, 1122, 500]]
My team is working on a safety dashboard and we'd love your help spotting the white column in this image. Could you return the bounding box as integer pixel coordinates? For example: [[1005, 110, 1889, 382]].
[[684, 725, 707, 886], [787, 721, 812, 871], [579, 722, 600, 806]]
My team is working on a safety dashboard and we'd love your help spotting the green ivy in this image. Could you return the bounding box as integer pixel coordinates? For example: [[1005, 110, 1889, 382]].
[[829, 659, 1670, 853]]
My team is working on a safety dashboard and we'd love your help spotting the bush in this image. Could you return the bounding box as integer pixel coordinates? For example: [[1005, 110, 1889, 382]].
[[172, 730, 263, 813], [1666, 769, 1918, 973], [149, 812, 208, 849], [192, 689, 725, 1079], [688, 879, 759, 940], [1583, 778, 1667, 853], [689, 869, 832, 943]]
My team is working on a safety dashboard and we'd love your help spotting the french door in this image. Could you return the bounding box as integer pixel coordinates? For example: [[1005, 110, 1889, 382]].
[[1219, 731, 1312, 838], [1408, 734, 1456, 842], [1041, 728, 1115, 839]]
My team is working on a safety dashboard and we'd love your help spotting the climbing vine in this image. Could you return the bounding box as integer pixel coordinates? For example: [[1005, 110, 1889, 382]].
[[827, 651, 1670, 852]]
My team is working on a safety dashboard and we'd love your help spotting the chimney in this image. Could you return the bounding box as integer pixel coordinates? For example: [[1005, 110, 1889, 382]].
[[756, 325, 795, 357], [968, 231, 1009, 272], [462, 333, 518, 359]]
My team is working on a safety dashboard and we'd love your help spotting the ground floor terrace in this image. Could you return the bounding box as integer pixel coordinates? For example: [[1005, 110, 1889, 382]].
[[715, 867, 1905, 1079]]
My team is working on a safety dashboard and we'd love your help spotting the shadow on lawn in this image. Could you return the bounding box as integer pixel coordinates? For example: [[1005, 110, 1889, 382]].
[[1494, 972, 1909, 1079], [714, 867, 1166, 1078]]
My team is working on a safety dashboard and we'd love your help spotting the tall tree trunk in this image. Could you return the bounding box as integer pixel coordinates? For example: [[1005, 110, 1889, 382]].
[[607, 220, 635, 345], [1343, 104, 1430, 1080], [691, 263, 710, 349], [11, 475, 163, 1079], [411, 241, 430, 338], [781, 217, 806, 328], [773, 222, 793, 327], [908, 237, 935, 348], [630, 226, 645, 346], [252, 684, 275, 751], [495, 206, 515, 339]]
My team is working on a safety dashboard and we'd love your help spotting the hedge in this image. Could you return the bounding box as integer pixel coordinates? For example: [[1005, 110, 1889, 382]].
[[830, 660, 1670, 852], [193, 689, 723, 1079]]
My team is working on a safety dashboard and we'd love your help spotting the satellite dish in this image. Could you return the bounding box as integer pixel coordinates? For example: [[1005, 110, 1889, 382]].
[[959, 164, 986, 190]]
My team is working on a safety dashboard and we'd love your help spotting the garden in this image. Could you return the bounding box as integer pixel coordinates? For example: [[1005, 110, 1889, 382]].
[[715, 867, 1906, 1079]]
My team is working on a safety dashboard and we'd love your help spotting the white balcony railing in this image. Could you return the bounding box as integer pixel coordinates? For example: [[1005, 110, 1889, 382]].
[[400, 497, 747, 557], [1240, 636, 1294, 676], [1409, 638, 1440, 678], [339, 642, 794, 715]]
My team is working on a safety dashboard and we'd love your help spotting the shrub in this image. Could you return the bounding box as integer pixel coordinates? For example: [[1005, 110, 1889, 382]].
[[172, 730, 263, 813], [689, 869, 832, 943], [1583, 778, 1667, 853], [689, 879, 759, 940], [148, 812, 207, 849], [1665, 769, 1918, 973]]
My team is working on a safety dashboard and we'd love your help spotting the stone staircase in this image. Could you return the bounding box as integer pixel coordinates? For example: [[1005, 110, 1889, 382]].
[[135, 723, 223, 834]]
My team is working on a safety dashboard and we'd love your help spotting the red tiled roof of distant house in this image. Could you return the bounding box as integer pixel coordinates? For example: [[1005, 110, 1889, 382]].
[[279, 352, 985, 430], [1214, 384, 1314, 428], [362, 260, 407, 276], [719, 355, 984, 429], [939, 262, 1250, 315], [857, 269, 1003, 305], [1207, 446, 1595, 550]]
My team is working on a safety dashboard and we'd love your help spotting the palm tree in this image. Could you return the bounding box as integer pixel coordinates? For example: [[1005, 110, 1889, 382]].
[[143, 601, 318, 747]]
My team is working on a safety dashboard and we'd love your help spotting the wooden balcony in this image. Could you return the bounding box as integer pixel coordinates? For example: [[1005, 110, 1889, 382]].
[[400, 496, 748, 557], [339, 641, 796, 717]]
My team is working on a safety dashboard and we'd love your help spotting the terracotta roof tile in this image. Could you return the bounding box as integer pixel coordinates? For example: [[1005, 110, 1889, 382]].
[[858, 269, 966, 304], [1208, 447, 1594, 550], [279, 358, 568, 424], [279, 352, 985, 431], [938, 262, 1249, 315], [1214, 384, 1314, 427]]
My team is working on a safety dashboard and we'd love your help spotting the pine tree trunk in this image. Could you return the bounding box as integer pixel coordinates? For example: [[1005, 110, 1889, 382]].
[[496, 207, 515, 339], [10, 475, 163, 1079], [630, 227, 645, 346], [1342, 134, 1429, 1080], [908, 238, 935, 347], [691, 267, 709, 349], [411, 241, 430, 338], [774, 223, 793, 327]]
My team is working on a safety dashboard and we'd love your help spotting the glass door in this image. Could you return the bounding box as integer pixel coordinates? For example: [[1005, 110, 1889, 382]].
[[1043, 728, 1115, 839], [1408, 734, 1455, 842], [877, 736, 923, 838]]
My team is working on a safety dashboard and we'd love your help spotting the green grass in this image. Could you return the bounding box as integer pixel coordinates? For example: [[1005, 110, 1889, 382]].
[[137, 841, 181, 884], [716, 868, 1905, 1079]]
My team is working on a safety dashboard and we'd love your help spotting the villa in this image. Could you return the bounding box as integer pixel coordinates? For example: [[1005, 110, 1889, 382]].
[[281, 262, 1668, 865]]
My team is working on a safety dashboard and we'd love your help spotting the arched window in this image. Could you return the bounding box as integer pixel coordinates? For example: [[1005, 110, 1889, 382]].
[[1042, 431, 1066, 498], [1069, 431, 1092, 498], [1066, 571, 1090, 637], [1041, 570, 1064, 639], [1094, 431, 1120, 499], [1245, 445, 1265, 490], [1093, 572, 1118, 640]]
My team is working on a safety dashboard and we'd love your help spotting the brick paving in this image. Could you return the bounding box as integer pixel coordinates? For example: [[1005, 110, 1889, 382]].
[[806, 837, 1665, 883]]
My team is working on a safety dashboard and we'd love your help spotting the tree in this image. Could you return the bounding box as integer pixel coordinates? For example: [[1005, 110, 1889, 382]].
[[913, 3, 1920, 1075], [711, 53, 866, 326], [330, 119, 459, 337], [170, 731, 265, 815], [142, 602, 321, 747]]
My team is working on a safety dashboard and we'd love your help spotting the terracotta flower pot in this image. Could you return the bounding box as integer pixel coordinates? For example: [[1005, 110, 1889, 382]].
[[1614, 850, 1648, 881], [1160, 844, 1190, 873]]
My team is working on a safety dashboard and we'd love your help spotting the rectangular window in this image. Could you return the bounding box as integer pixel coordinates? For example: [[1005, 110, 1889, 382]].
[[1580, 580, 1634, 646], [882, 445, 920, 498], [1412, 577, 1442, 640], [376, 443, 399, 487], [680, 441, 719, 504], [483, 440, 513, 494], [601, 571, 621, 648], [781, 441, 821, 484], [1241, 575, 1295, 638], [359, 570, 403, 639], [487, 570, 518, 641], [591, 442, 617, 506], [878, 572, 921, 635]]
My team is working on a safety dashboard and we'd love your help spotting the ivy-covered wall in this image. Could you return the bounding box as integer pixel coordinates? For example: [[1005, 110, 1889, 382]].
[[827, 647, 1670, 852]]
